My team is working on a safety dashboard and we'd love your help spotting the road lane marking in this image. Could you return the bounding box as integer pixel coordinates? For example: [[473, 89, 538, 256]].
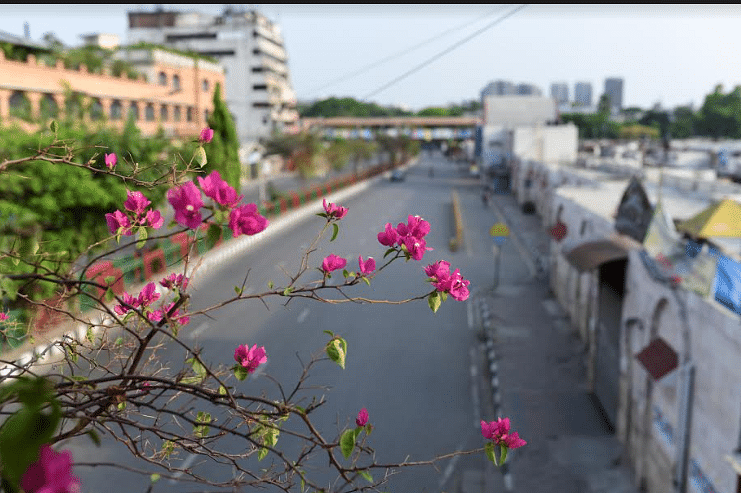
[[169, 452, 199, 482], [467, 300, 474, 329], [187, 322, 210, 340], [297, 308, 310, 324], [438, 443, 464, 490]]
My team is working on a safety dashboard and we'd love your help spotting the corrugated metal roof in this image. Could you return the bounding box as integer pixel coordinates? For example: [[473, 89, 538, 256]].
[[0, 30, 49, 51], [635, 337, 678, 381]]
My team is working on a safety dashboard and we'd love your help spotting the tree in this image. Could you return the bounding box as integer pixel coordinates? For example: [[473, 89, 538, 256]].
[[205, 82, 241, 191], [598, 93, 611, 116], [695, 85, 741, 139]]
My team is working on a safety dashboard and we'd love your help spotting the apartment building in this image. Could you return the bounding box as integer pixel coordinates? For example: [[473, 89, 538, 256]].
[[127, 7, 298, 152], [0, 36, 223, 138], [550, 82, 569, 105], [574, 81, 592, 107]]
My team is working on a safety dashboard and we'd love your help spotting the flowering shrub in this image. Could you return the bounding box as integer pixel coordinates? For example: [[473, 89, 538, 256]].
[[0, 125, 523, 492]]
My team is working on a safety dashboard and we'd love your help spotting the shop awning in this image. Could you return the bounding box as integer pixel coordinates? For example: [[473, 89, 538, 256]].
[[635, 337, 678, 381], [565, 235, 641, 272]]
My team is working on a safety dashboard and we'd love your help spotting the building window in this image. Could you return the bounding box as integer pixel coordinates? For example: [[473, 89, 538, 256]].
[[173, 106, 181, 122], [202, 79, 209, 91], [204, 109, 209, 122], [65, 93, 84, 121], [90, 99, 103, 121], [128, 102, 139, 121], [145, 103, 155, 121], [251, 67, 263, 73], [252, 102, 270, 108], [172, 74, 181, 91], [160, 104, 168, 122], [109, 100, 122, 120], [187, 107, 193, 122], [159, 71, 168, 86], [9, 91, 32, 121], [40, 94, 59, 119], [253, 84, 268, 91]]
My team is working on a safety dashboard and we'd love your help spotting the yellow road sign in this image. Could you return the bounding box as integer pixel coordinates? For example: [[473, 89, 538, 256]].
[[490, 222, 510, 237]]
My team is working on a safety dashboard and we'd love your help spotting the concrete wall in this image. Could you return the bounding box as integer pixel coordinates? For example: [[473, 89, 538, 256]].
[[509, 152, 741, 493], [483, 95, 557, 126]]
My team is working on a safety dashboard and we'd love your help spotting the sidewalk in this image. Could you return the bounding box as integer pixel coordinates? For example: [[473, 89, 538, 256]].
[[454, 180, 638, 493]]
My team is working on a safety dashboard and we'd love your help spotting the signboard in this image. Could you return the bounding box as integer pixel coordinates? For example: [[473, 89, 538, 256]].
[[490, 223, 509, 245]]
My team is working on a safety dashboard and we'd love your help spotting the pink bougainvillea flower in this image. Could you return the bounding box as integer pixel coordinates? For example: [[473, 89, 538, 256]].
[[377, 222, 399, 247], [148, 302, 190, 325], [167, 182, 204, 229], [321, 254, 347, 273], [104, 153, 117, 170], [229, 203, 269, 237], [402, 236, 432, 261], [0, 312, 8, 321], [123, 191, 151, 216], [136, 282, 160, 307], [198, 170, 244, 208], [481, 418, 526, 449], [424, 260, 450, 280], [358, 255, 375, 276], [160, 273, 189, 291], [105, 210, 132, 236], [234, 344, 267, 374], [114, 291, 140, 316], [20, 444, 80, 493], [322, 198, 348, 220], [503, 432, 527, 449], [199, 127, 214, 144], [145, 209, 164, 229], [396, 215, 430, 241], [356, 408, 369, 427]]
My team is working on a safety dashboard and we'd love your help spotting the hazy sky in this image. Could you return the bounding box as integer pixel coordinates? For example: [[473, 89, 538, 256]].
[[2, 4, 740, 111]]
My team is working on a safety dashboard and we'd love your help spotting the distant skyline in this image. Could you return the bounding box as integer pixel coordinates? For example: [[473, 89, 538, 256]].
[[2, 5, 740, 111]]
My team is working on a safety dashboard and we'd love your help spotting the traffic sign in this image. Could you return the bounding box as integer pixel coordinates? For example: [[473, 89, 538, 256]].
[[489, 223, 510, 237], [493, 236, 507, 246]]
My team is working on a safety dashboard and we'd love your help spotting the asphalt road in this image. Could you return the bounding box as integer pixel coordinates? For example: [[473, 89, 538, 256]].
[[67, 151, 496, 493]]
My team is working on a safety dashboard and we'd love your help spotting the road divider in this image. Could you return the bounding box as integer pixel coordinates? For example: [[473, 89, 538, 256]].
[[449, 189, 464, 252]]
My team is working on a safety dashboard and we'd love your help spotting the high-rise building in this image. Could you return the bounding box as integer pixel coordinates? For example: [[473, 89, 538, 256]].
[[127, 7, 298, 149], [516, 83, 542, 96], [550, 82, 569, 104], [574, 82, 592, 107], [604, 77, 624, 112], [481, 80, 516, 101]]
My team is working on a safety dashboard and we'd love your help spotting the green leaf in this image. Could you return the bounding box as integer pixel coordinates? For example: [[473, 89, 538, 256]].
[[282, 286, 294, 296], [117, 402, 126, 411], [340, 428, 357, 459], [362, 276, 371, 286], [50, 120, 58, 133], [136, 227, 148, 249], [195, 145, 208, 167], [484, 441, 497, 465], [330, 223, 339, 241], [186, 357, 207, 382], [85, 327, 94, 344], [207, 223, 221, 246], [161, 440, 175, 459], [323, 330, 334, 336], [316, 212, 328, 218], [193, 411, 211, 438], [499, 444, 508, 465], [233, 364, 249, 381], [218, 385, 228, 395], [88, 429, 101, 447], [440, 291, 448, 302], [150, 473, 161, 483], [268, 280, 274, 289], [258, 446, 269, 461], [383, 247, 396, 259], [326, 337, 347, 369], [428, 291, 441, 313], [114, 337, 123, 347], [234, 285, 243, 296], [342, 269, 349, 279], [104, 287, 115, 303], [360, 471, 373, 483]]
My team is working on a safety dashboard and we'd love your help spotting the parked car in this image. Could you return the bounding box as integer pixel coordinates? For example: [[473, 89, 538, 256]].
[[390, 170, 406, 182]]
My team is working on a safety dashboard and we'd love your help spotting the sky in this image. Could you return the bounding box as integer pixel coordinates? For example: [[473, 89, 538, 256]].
[[2, 4, 741, 112]]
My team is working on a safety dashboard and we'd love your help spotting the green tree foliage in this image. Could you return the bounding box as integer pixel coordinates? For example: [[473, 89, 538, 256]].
[[0, 123, 179, 308], [205, 83, 241, 191], [670, 106, 695, 139], [639, 109, 671, 139], [300, 97, 412, 118], [695, 85, 741, 139], [324, 139, 351, 171], [264, 132, 323, 179], [560, 112, 620, 139]]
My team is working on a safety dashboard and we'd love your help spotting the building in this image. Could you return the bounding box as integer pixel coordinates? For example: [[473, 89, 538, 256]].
[[127, 7, 298, 153], [550, 82, 569, 105], [481, 80, 516, 101], [80, 33, 120, 50], [574, 82, 592, 106], [604, 77, 624, 113], [0, 38, 224, 138], [516, 83, 542, 96]]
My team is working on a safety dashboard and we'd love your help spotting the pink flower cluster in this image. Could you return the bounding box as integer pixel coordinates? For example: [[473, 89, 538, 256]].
[[322, 199, 348, 220], [167, 171, 268, 237], [114, 282, 160, 316], [480, 418, 526, 449], [160, 273, 189, 291], [0, 312, 8, 321], [21, 444, 80, 493], [147, 302, 190, 325], [199, 127, 214, 144], [356, 408, 369, 427], [358, 255, 375, 276], [322, 254, 347, 273], [106, 191, 164, 236], [105, 153, 117, 170], [425, 261, 470, 301], [234, 344, 267, 374], [377, 215, 432, 261]]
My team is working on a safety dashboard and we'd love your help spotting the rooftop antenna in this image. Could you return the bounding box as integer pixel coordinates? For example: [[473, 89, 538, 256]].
[[23, 22, 30, 39]]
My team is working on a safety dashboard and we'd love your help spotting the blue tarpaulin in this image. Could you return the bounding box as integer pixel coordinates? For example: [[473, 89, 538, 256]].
[[713, 254, 741, 315]]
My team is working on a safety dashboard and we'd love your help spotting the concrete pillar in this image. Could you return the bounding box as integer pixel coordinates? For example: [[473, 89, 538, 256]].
[[26, 92, 43, 121], [0, 89, 10, 120]]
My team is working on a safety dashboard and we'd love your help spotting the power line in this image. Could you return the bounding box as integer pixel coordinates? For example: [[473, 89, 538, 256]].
[[362, 4, 528, 101], [305, 5, 511, 97]]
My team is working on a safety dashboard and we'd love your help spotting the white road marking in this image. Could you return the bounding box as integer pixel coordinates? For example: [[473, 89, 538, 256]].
[[438, 443, 465, 490], [297, 308, 310, 324], [467, 300, 474, 329], [169, 453, 199, 482]]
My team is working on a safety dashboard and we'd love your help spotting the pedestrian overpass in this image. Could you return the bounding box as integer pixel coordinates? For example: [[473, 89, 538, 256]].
[[299, 116, 480, 141]]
